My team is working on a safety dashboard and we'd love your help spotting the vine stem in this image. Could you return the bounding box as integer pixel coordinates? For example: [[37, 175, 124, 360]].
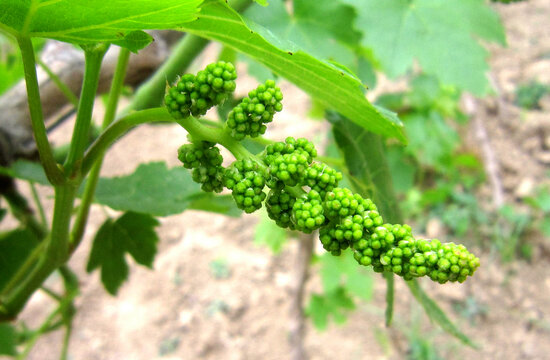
[[70, 48, 131, 252], [17, 36, 65, 186], [81, 108, 252, 176], [0, 43, 107, 320], [64, 43, 109, 177], [82, 107, 307, 202], [81, 108, 175, 175], [124, 0, 254, 114]]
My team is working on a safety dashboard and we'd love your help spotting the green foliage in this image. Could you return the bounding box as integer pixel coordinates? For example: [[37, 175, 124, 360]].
[[407, 335, 444, 360], [209, 258, 231, 279], [525, 186, 550, 237], [158, 337, 181, 356], [306, 288, 355, 330], [345, 0, 505, 94], [86, 212, 159, 295], [0, 323, 16, 356], [319, 251, 373, 301], [452, 296, 488, 326], [180, 0, 406, 142], [254, 209, 288, 254], [0, 159, 50, 185], [491, 0, 527, 3], [515, 81, 550, 109], [0, 229, 40, 291], [93, 162, 202, 217], [407, 280, 478, 348], [0, 0, 201, 51], [307, 251, 373, 331], [245, 0, 360, 66], [0, 36, 45, 95], [494, 204, 531, 262]]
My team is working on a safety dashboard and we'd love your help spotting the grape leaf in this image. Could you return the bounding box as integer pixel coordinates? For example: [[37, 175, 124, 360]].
[[403, 111, 459, 168], [245, 0, 360, 66], [0, 159, 49, 185], [407, 280, 478, 348], [319, 251, 373, 301], [187, 193, 241, 217], [330, 111, 402, 223], [0, 229, 40, 291], [86, 212, 159, 295], [345, 0, 506, 94], [179, 0, 406, 143], [0, 0, 202, 51], [92, 162, 201, 217], [254, 209, 287, 254], [305, 288, 355, 330], [0, 323, 16, 356]]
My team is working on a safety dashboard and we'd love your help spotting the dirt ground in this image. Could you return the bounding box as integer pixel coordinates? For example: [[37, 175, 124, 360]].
[[3, 1, 550, 359]]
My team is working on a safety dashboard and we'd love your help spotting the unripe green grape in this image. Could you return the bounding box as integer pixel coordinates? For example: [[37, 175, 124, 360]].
[[226, 80, 283, 140], [292, 190, 326, 233], [265, 188, 297, 229], [319, 222, 350, 256], [323, 188, 376, 219], [165, 61, 237, 119], [224, 159, 267, 213], [302, 162, 343, 198], [177, 141, 225, 193], [263, 137, 317, 187]]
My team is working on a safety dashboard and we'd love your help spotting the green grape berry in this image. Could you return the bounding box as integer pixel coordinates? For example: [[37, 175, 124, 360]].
[[302, 163, 343, 198], [319, 221, 351, 256], [292, 190, 326, 233], [265, 188, 297, 230], [224, 159, 267, 213], [323, 188, 377, 220], [263, 137, 317, 187], [165, 61, 237, 119], [177, 141, 225, 193], [226, 80, 283, 140]]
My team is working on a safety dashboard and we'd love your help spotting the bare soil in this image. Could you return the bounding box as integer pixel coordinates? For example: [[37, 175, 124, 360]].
[[3, 1, 550, 359]]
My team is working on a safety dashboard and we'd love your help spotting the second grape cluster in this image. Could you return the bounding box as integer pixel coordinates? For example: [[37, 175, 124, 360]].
[[170, 61, 480, 284]]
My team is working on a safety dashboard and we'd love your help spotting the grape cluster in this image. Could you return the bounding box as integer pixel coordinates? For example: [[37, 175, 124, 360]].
[[165, 61, 237, 119], [224, 159, 267, 213], [177, 141, 225, 193], [226, 80, 284, 140], [292, 190, 325, 233], [263, 137, 317, 187], [302, 162, 343, 198], [171, 62, 480, 285], [265, 188, 297, 230], [319, 188, 379, 256]]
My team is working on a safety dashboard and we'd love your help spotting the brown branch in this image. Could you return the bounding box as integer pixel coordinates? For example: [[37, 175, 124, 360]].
[[0, 32, 174, 163], [463, 94, 505, 208], [288, 233, 315, 360]]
